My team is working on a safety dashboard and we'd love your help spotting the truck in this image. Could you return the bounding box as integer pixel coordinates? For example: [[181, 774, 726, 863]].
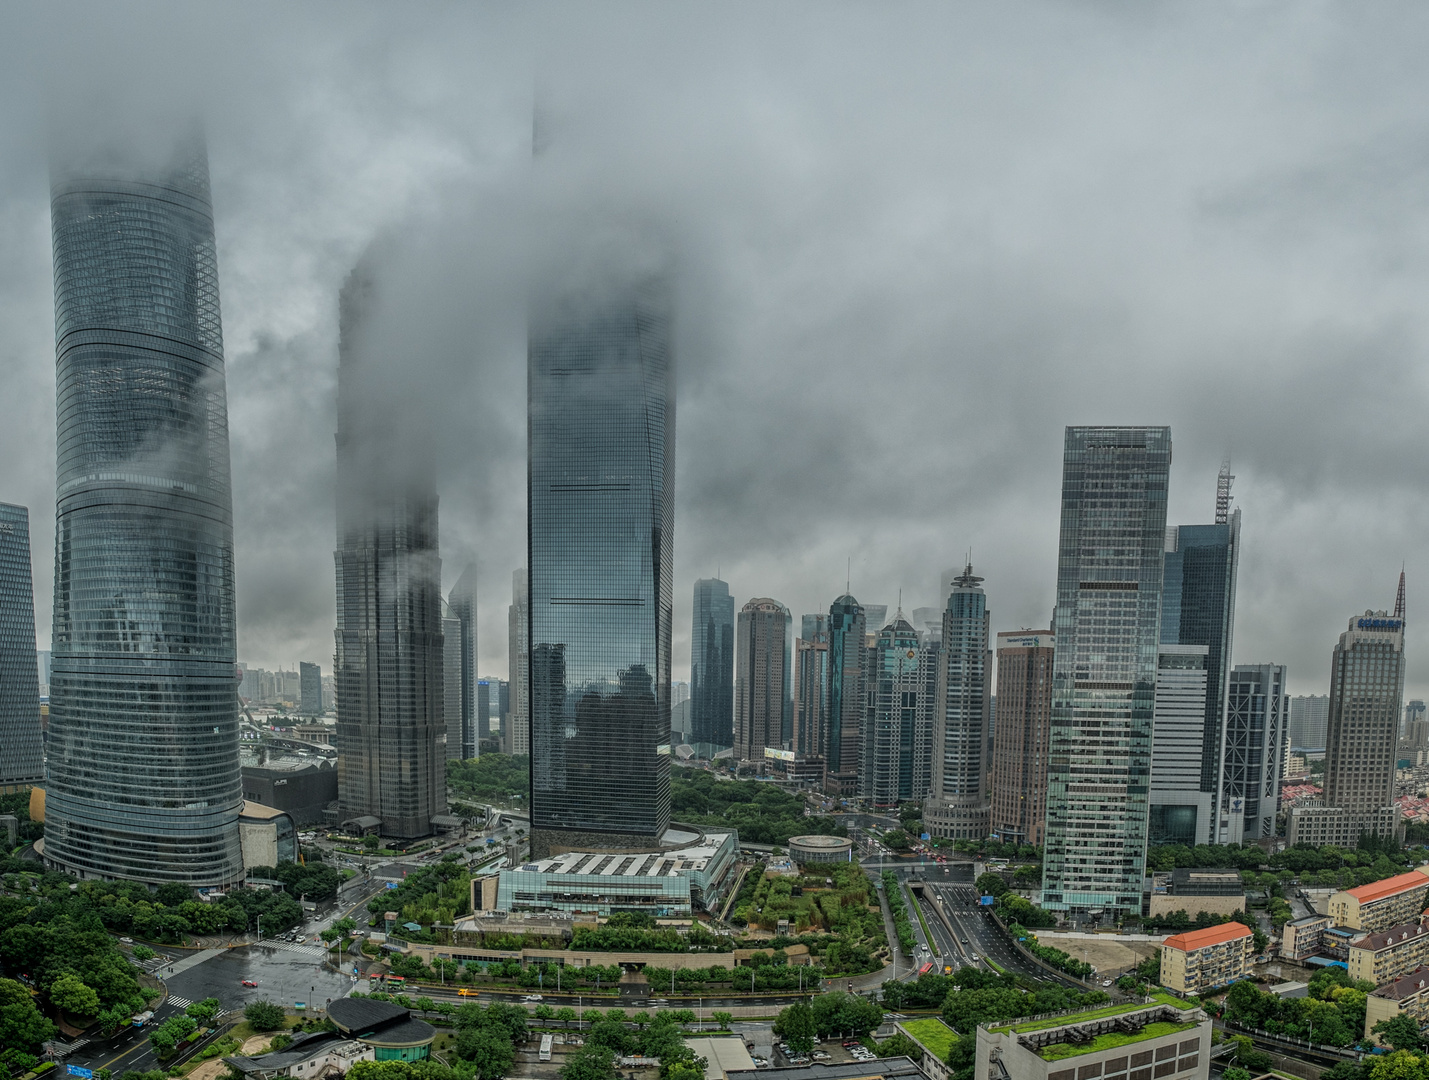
[[539, 1035, 553, 1063], [132, 1010, 154, 1027]]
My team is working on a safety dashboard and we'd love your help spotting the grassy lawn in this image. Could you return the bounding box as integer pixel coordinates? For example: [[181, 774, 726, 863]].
[[993, 994, 1190, 1035], [900, 1018, 959, 1060], [1039, 1021, 1197, 1061]]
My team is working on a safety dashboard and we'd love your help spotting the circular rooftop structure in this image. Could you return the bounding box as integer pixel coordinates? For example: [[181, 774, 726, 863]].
[[788, 835, 854, 864]]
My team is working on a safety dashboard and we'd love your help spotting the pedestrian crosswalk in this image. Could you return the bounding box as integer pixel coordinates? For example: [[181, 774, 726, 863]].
[[45, 1037, 89, 1057], [256, 939, 328, 958], [168, 995, 193, 1009]]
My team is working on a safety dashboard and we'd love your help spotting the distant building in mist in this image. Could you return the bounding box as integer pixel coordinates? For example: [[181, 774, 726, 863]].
[[507, 569, 529, 756], [690, 578, 734, 751], [1289, 694, 1330, 751], [300, 661, 323, 716], [43, 134, 244, 885], [0, 504, 44, 792], [449, 564, 477, 758], [333, 258, 447, 839], [735, 598, 789, 763], [527, 274, 674, 857]]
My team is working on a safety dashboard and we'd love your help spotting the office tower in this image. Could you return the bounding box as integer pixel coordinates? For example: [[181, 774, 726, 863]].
[[924, 565, 992, 840], [527, 275, 673, 857], [1223, 663, 1287, 841], [1159, 491, 1240, 843], [672, 681, 690, 708], [508, 569, 529, 755], [477, 680, 491, 739], [1288, 695, 1330, 751], [36, 650, 51, 697], [333, 259, 447, 839], [279, 668, 301, 704], [863, 604, 888, 630], [801, 612, 828, 642], [299, 662, 323, 716], [793, 628, 830, 760], [1289, 602, 1405, 845], [1041, 426, 1171, 916], [912, 607, 941, 638], [449, 564, 477, 758], [735, 599, 790, 762], [691, 578, 735, 750], [988, 630, 1054, 847], [861, 613, 934, 806], [443, 602, 463, 759], [824, 595, 867, 796], [44, 135, 244, 884], [0, 505, 44, 793], [1406, 700, 1429, 752], [1148, 645, 1210, 845]]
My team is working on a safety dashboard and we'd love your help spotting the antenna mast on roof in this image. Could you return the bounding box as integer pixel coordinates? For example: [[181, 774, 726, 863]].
[[1395, 568, 1406, 623], [1216, 460, 1234, 525]]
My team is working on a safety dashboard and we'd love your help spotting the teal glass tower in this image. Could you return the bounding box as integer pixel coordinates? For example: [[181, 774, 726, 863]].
[[0, 504, 44, 791], [44, 136, 244, 884], [1041, 426, 1170, 916]]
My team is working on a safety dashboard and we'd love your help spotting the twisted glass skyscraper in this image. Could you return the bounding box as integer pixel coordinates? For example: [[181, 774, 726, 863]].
[[528, 277, 674, 857], [45, 137, 244, 885]]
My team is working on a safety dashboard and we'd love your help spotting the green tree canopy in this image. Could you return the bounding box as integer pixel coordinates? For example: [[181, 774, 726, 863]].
[[0, 977, 55, 1053], [50, 973, 102, 1017], [774, 1001, 818, 1055], [244, 999, 286, 1031]]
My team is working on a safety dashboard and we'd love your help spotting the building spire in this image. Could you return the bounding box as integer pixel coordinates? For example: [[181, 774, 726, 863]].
[[1216, 459, 1234, 525], [952, 561, 984, 590], [1395, 568, 1406, 622]]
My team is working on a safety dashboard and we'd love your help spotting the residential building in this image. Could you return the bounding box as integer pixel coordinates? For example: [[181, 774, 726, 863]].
[[735, 599, 790, 763], [449, 564, 477, 758], [1289, 603, 1406, 846], [974, 1000, 1211, 1080], [1222, 664, 1287, 842], [299, 661, 322, 717], [1328, 870, 1429, 932], [1041, 426, 1171, 915], [1364, 967, 1429, 1042], [1280, 914, 1332, 962], [333, 257, 447, 839], [1289, 695, 1330, 751], [527, 274, 673, 857], [1349, 921, 1429, 985], [988, 631, 1054, 847], [861, 613, 932, 807], [43, 134, 244, 884], [691, 578, 735, 751], [443, 603, 463, 759], [925, 565, 991, 839], [508, 568, 529, 755], [1160, 922, 1254, 994], [0, 504, 43, 793], [824, 595, 867, 797], [1149, 645, 1212, 846], [792, 631, 829, 761]]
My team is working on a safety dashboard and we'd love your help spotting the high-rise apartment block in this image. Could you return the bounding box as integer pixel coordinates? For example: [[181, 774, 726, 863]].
[[1042, 426, 1171, 916], [735, 598, 789, 763], [333, 260, 447, 839], [691, 578, 734, 751], [508, 569, 529, 756], [1149, 646, 1210, 846], [823, 595, 867, 797], [44, 135, 245, 884], [861, 614, 935, 806], [924, 565, 991, 839], [449, 564, 477, 758], [299, 661, 323, 716], [1289, 604, 1406, 846], [1223, 663, 1287, 842], [527, 276, 673, 857], [989, 631, 1054, 847], [0, 504, 44, 793], [1289, 695, 1330, 751]]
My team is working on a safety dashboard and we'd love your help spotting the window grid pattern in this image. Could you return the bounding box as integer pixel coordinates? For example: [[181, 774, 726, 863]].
[[690, 578, 734, 748], [823, 596, 866, 796], [1222, 664, 1286, 840], [735, 599, 789, 762], [1324, 619, 1405, 817], [45, 143, 243, 884], [989, 634, 1055, 847], [0, 505, 44, 787]]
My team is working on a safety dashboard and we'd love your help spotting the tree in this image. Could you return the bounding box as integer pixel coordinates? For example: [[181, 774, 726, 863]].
[[455, 1024, 515, 1080], [664, 1061, 705, 1080], [974, 873, 1007, 899], [811, 992, 882, 1038], [561, 1045, 617, 1080], [50, 973, 102, 1018], [878, 1033, 924, 1062], [556, 1007, 577, 1024], [185, 997, 222, 1026], [712, 1011, 734, 1031], [1136, 953, 1161, 981], [1376, 1015, 1427, 1053], [774, 1001, 818, 1054], [1369, 1051, 1429, 1080], [587, 1018, 634, 1055], [244, 999, 287, 1031], [131, 944, 156, 961], [884, 830, 913, 851], [1224, 1069, 1251, 1080], [363, 833, 380, 851], [0, 977, 55, 1052]]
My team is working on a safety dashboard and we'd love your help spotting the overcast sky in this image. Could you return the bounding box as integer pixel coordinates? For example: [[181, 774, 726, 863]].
[[2, 3, 1428, 699]]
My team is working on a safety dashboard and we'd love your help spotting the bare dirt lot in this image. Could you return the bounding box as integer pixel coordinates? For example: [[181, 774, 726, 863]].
[[1051, 938, 1160, 978]]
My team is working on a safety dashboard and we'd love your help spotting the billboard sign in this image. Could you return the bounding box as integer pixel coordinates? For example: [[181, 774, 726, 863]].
[[763, 747, 797, 762]]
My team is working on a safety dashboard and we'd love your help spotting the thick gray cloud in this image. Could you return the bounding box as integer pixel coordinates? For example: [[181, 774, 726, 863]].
[[1, 2, 1427, 698]]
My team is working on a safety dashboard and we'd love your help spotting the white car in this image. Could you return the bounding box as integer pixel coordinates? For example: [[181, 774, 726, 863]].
[[970, 954, 980, 962], [524, 994, 544, 1003]]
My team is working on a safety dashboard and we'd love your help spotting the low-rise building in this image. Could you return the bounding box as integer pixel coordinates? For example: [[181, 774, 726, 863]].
[[1349, 921, 1429, 985], [1281, 915, 1332, 961], [238, 802, 297, 872], [226, 1032, 371, 1078], [728, 1059, 930, 1080], [1148, 869, 1246, 921], [684, 1038, 757, 1080], [1365, 966, 1429, 1041], [975, 1001, 1210, 1080], [1160, 923, 1254, 995], [1288, 805, 1401, 851], [1328, 870, 1429, 933], [326, 998, 435, 1063]]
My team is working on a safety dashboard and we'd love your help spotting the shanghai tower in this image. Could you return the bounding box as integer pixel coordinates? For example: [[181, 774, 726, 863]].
[[44, 135, 244, 885]]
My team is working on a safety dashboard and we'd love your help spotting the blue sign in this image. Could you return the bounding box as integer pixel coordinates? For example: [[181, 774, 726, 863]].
[[921, 833, 930, 841], [68, 1068, 93, 1078], [1358, 618, 1403, 631], [385, 882, 399, 890], [979, 895, 996, 906]]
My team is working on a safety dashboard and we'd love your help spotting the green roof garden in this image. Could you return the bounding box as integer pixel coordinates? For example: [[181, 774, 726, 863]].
[[899, 1017, 958, 1060], [990, 993, 1189, 1035], [1037, 1021, 1199, 1061]]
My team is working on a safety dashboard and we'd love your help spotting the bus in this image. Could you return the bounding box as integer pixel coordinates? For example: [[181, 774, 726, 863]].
[[458, 988, 480, 997], [540, 1035, 554, 1063], [917, 962, 934, 976], [385, 974, 406, 986]]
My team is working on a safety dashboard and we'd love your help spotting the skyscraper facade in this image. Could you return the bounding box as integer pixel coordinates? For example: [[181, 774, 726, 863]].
[[449, 564, 477, 758], [527, 278, 674, 856], [824, 595, 866, 797], [333, 261, 447, 839], [44, 137, 245, 884], [735, 599, 790, 763], [1288, 695, 1330, 751], [861, 614, 933, 807], [508, 569, 529, 755], [924, 566, 991, 840], [1159, 512, 1240, 843], [988, 630, 1054, 847], [793, 624, 829, 760], [299, 661, 323, 716], [1148, 645, 1210, 846], [1042, 426, 1171, 916], [1223, 663, 1287, 842], [0, 504, 44, 793], [691, 578, 734, 750], [443, 604, 463, 760]]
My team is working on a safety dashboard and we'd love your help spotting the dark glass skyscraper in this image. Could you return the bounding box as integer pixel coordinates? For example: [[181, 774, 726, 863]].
[[528, 277, 674, 856], [45, 137, 244, 884], [690, 577, 734, 750], [824, 595, 866, 797], [925, 566, 991, 839], [0, 504, 44, 792], [449, 564, 477, 758]]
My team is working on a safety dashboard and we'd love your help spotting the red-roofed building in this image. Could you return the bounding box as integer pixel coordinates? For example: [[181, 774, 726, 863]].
[[1329, 869, 1429, 932], [1160, 922, 1254, 995]]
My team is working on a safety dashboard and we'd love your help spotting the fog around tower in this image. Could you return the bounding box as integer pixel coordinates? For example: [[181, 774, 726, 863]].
[[2, 3, 1429, 697]]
